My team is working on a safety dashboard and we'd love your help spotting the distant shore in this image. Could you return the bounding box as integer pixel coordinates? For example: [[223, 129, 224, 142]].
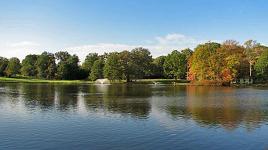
[[1, 77, 267, 87], [0, 77, 189, 85]]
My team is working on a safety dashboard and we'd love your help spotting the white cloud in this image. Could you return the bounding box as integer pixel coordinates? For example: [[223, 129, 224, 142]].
[[64, 33, 206, 61], [9, 41, 40, 48], [0, 41, 41, 61], [0, 33, 209, 61]]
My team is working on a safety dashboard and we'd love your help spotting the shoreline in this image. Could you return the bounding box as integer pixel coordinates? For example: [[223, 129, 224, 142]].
[[0, 77, 267, 87]]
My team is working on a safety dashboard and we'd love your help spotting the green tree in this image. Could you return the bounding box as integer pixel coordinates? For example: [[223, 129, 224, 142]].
[[82, 53, 99, 74], [181, 48, 193, 60], [118, 51, 133, 82], [104, 52, 122, 81], [0, 57, 9, 76], [255, 49, 268, 80], [55, 51, 71, 62], [164, 50, 187, 79], [244, 40, 264, 79], [21, 54, 38, 77], [5, 57, 21, 77], [36, 52, 56, 79], [55, 51, 80, 80], [151, 56, 166, 78], [131, 47, 153, 79], [181, 48, 193, 79], [89, 59, 104, 81]]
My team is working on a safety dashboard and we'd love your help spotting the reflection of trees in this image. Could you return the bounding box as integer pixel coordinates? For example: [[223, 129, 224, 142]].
[[3, 83, 152, 118], [54, 85, 79, 111], [20, 84, 56, 109], [82, 84, 152, 119], [165, 86, 268, 131], [1, 83, 21, 99]]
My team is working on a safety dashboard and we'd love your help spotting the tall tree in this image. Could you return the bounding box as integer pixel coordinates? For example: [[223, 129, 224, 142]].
[[89, 59, 104, 81], [119, 51, 133, 82], [255, 48, 268, 80], [36, 52, 56, 79], [82, 53, 99, 74], [104, 52, 122, 81], [217, 40, 246, 82], [164, 50, 187, 79], [21, 54, 38, 77], [131, 47, 153, 79], [5, 57, 21, 77], [188, 42, 221, 81], [0, 57, 9, 76], [244, 40, 263, 79], [151, 56, 166, 78], [181, 48, 193, 79], [55, 51, 80, 80]]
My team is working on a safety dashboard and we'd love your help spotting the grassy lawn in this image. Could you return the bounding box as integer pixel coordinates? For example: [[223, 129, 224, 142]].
[[0, 77, 190, 85], [134, 79, 190, 84], [0, 77, 93, 84]]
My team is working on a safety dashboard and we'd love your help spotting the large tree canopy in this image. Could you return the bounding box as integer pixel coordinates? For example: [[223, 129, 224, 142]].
[[56, 51, 80, 80], [188, 42, 221, 81], [21, 54, 38, 77], [82, 53, 99, 74], [5, 57, 21, 77], [36, 52, 56, 79], [164, 50, 187, 79], [90, 59, 104, 81], [104, 52, 122, 81]]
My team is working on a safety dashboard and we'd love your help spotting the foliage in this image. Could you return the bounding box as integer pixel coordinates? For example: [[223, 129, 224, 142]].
[[36, 52, 57, 79], [90, 59, 104, 81], [118, 50, 133, 82], [21, 54, 38, 77], [188, 42, 221, 81], [164, 50, 187, 79], [255, 49, 268, 80], [56, 51, 80, 80], [151, 56, 166, 78], [1, 40, 268, 84], [130, 47, 153, 80], [82, 53, 99, 74], [0, 57, 9, 76], [104, 52, 122, 81], [5, 57, 21, 77]]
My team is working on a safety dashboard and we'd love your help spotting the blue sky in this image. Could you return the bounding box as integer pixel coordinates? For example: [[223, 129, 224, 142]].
[[1, 0, 268, 60]]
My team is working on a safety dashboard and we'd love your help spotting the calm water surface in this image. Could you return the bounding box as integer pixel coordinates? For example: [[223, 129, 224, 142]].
[[1, 83, 268, 150]]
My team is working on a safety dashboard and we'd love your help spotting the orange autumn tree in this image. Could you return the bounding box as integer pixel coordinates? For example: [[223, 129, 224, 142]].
[[188, 40, 245, 84], [188, 42, 221, 83]]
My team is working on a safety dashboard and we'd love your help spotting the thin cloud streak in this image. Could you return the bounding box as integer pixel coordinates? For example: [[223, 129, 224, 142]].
[[0, 33, 212, 61]]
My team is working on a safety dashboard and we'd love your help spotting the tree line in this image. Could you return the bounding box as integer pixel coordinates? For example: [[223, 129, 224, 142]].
[[0, 40, 268, 84]]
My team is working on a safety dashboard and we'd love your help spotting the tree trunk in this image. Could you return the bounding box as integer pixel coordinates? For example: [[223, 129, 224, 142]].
[[249, 62, 252, 78]]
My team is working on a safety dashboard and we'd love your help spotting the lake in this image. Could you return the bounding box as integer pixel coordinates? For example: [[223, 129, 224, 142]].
[[1, 83, 268, 150]]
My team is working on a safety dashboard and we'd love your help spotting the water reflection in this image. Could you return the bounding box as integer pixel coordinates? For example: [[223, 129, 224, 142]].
[[162, 86, 268, 131], [1, 83, 268, 130]]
